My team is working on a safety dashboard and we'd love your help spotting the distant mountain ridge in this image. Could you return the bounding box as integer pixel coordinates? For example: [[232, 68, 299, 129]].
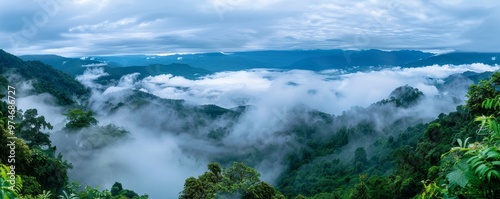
[[17, 49, 500, 84], [70, 50, 500, 72], [404, 52, 500, 67], [80, 49, 434, 72], [20, 54, 211, 82]]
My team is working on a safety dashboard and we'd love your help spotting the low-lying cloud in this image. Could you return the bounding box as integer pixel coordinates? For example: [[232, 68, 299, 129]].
[[15, 63, 499, 198], [138, 63, 498, 114]]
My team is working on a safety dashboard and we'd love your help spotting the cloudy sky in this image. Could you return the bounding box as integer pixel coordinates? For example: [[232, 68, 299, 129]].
[[1, 0, 499, 56]]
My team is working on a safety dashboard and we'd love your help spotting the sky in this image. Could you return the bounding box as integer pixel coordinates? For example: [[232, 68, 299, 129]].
[[1, 0, 499, 56]]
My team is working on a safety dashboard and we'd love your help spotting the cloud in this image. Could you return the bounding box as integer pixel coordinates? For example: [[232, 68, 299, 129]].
[[12, 62, 497, 198], [138, 63, 499, 114], [68, 18, 138, 32], [1, 0, 499, 56]]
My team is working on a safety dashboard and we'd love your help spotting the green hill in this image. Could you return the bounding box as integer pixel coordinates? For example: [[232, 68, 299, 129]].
[[1, 50, 89, 105], [20, 55, 211, 81]]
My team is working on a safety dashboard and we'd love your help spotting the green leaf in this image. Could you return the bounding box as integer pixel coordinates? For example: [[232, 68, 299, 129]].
[[485, 149, 500, 159], [476, 164, 488, 177], [494, 99, 500, 109], [447, 168, 469, 188], [467, 157, 483, 168]]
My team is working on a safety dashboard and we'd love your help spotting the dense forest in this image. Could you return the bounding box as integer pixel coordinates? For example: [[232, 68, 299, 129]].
[[1, 48, 500, 199]]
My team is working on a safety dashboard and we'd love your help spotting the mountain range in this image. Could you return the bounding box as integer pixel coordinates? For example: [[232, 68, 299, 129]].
[[20, 50, 500, 78]]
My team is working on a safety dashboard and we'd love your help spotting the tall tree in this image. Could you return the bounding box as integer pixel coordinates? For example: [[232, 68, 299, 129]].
[[64, 109, 97, 130], [466, 72, 500, 116], [179, 162, 284, 199], [17, 109, 53, 148], [349, 175, 370, 199]]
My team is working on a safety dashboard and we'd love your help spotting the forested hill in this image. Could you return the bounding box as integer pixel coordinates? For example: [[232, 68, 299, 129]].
[[19, 54, 211, 81], [0, 49, 89, 105], [176, 73, 500, 199]]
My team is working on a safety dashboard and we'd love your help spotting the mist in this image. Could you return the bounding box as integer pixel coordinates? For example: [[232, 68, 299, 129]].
[[14, 63, 499, 198]]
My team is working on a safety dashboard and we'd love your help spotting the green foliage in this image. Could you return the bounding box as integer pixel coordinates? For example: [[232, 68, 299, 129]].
[[365, 175, 391, 199], [294, 194, 306, 199], [377, 85, 424, 108], [0, 87, 146, 199], [179, 162, 282, 199], [427, 166, 439, 181], [58, 190, 79, 199], [309, 192, 342, 199], [29, 149, 71, 194], [418, 180, 444, 199], [78, 124, 130, 149], [348, 175, 370, 199], [19, 175, 43, 196], [1, 164, 19, 199], [21, 190, 53, 199], [446, 160, 471, 188], [435, 96, 500, 198], [466, 72, 500, 116], [242, 182, 278, 199], [17, 109, 53, 148], [79, 185, 111, 199], [424, 123, 442, 143], [63, 182, 146, 199], [353, 147, 368, 173], [0, 50, 89, 105], [111, 182, 123, 196], [64, 109, 98, 130], [180, 177, 212, 199], [221, 162, 260, 193], [0, 76, 8, 99]]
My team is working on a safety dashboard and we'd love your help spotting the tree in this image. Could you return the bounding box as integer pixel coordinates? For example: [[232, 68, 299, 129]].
[[29, 149, 71, 194], [354, 147, 368, 164], [221, 162, 260, 193], [179, 162, 283, 199], [353, 147, 368, 173], [17, 109, 53, 148], [78, 124, 130, 149], [64, 109, 97, 130], [179, 177, 210, 199], [111, 182, 123, 196], [242, 182, 278, 199], [349, 175, 370, 199], [444, 115, 500, 198], [425, 96, 500, 198], [310, 192, 342, 199], [424, 123, 441, 143], [466, 72, 500, 116]]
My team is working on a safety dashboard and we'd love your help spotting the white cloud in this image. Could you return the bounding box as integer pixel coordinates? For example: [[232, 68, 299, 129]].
[[138, 64, 499, 114], [1, 0, 499, 56]]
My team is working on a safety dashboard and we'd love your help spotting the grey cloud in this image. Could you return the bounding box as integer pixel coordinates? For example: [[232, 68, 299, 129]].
[[1, 0, 500, 56], [459, 11, 500, 52]]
